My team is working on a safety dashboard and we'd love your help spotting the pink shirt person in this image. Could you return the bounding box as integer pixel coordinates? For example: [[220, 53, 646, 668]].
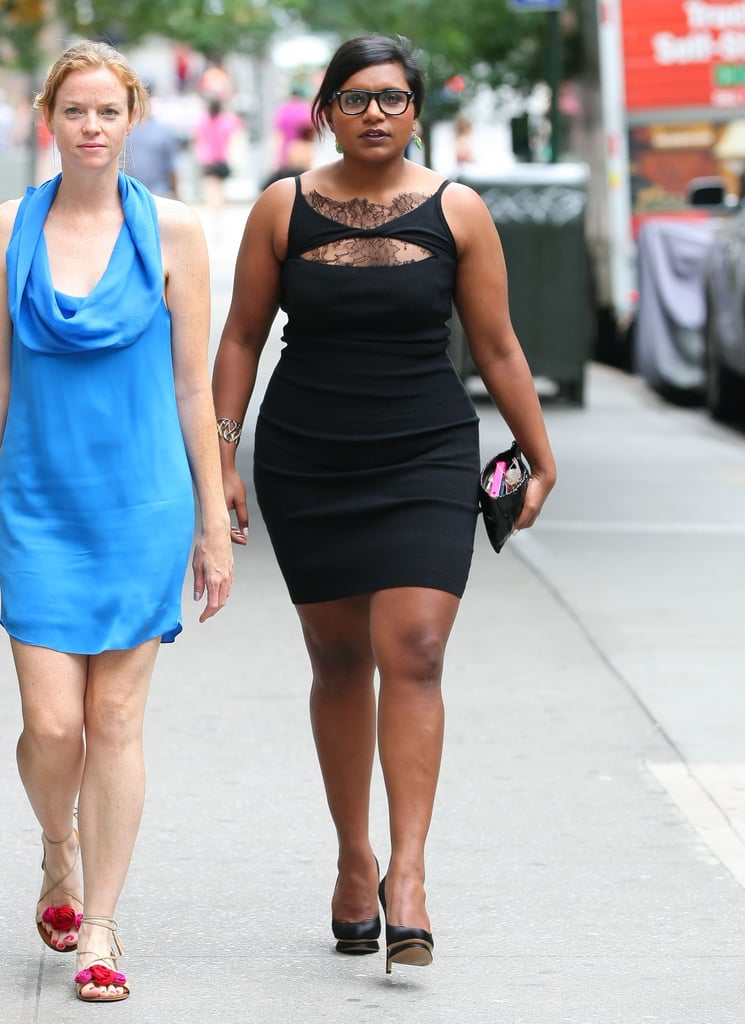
[[194, 100, 241, 170], [273, 90, 312, 168]]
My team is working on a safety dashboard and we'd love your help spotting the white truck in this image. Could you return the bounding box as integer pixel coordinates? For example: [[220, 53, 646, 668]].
[[591, 0, 745, 355]]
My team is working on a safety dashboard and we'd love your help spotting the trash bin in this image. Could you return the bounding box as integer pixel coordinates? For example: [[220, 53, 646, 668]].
[[450, 162, 591, 405]]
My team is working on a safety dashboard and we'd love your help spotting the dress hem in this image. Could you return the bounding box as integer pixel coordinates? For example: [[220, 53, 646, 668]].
[[0, 617, 182, 655]]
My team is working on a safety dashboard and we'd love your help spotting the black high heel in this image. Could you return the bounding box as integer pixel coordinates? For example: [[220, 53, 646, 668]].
[[378, 877, 434, 975], [331, 915, 381, 955], [332, 857, 381, 954]]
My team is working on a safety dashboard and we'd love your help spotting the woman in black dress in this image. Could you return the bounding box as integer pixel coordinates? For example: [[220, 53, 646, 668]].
[[213, 34, 556, 973]]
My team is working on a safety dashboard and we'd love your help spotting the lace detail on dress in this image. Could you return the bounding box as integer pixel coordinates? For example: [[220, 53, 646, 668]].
[[306, 189, 430, 227], [300, 189, 434, 266], [301, 237, 430, 266]]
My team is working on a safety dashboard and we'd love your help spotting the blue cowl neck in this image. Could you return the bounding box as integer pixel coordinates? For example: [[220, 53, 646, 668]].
[[6, 172, 163, 354]]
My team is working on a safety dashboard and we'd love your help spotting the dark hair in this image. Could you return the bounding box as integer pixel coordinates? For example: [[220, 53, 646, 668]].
[[311, 34, 425, 132]]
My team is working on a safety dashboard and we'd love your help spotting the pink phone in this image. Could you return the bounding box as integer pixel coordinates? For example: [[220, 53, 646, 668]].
[[489, 460, 507, 497]]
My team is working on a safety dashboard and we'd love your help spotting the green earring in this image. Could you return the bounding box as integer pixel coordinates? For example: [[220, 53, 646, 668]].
[[413, 133, 423, 151], [335, 140, 343, 154]]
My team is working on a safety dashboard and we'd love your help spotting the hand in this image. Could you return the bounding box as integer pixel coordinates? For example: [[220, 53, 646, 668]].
[[192, 527, 233, 622], [223, 467, 249, 546], [513, 471, 555, 532]]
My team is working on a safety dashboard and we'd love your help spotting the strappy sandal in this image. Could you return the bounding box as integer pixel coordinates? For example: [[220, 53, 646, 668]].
[[36, 828, 83, 952], [74, 917, 129, 1003]]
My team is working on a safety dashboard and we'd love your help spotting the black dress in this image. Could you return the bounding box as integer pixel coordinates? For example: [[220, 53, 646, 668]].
[[253, 177, 480, 604]]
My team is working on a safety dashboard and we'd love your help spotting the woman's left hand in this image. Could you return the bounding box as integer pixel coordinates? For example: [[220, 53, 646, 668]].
[[192, 528, 234, 622], [513, 471, 555, 533]]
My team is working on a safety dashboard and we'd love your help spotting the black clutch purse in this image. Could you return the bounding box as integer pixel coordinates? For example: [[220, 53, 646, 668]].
[[479, 441, 530, 553]]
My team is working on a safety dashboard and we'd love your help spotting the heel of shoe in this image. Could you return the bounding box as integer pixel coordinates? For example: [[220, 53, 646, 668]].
[[378, 877, 434, 974], [336, 935, 381, 955], [332, 916, 381, 955], [332, 857, 381, 955], [384, 925, 434, 974]]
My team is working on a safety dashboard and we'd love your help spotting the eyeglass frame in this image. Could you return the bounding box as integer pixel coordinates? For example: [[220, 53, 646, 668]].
[[331, 89, 415, 116]]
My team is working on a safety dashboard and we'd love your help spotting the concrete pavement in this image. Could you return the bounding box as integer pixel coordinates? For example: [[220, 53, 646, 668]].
[[1, 205, 745, 1021]]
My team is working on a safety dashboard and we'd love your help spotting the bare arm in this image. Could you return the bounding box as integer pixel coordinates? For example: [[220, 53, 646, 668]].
[[211, 177, 293, 542], [443, 182, 557, 528], [158, 196, 233, 620], [0, 200, 20, 446]]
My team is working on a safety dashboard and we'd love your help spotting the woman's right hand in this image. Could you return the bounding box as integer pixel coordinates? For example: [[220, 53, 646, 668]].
[[222, 466, 249, 544]]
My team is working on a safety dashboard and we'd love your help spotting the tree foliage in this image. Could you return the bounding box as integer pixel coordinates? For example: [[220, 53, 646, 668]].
[[53, 0, 280, 58], [288, 0, 585, 99], [0, 0, 45, 70], [1, 0, 585, 101]]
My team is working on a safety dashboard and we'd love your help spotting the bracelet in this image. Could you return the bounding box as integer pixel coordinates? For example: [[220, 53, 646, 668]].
[[216, 417, 242, 445]]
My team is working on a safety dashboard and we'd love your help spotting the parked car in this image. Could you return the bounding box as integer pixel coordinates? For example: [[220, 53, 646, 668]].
[[631, 174, 743, 417], [703, 208, 745, 420]]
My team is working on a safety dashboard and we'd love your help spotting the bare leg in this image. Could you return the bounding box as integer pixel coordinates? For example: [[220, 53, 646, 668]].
[[202, 174, 226, 237], [74, 638, 160, 999], [371, 587, 459, 930], [14, 641, 86, 949], [299, 596, 380, 922]]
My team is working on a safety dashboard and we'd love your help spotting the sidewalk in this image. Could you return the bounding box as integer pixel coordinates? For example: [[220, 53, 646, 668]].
[[1, 216, 744, 1021]]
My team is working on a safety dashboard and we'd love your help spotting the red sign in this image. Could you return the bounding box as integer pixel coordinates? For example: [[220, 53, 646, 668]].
[[622, 0, 745, 110]]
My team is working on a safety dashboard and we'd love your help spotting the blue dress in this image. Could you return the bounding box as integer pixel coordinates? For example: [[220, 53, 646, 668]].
[[0, 173, 194, 654]]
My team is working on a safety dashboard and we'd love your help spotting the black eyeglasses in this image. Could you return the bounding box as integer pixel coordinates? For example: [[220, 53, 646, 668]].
[[332, 89, 414, 116]]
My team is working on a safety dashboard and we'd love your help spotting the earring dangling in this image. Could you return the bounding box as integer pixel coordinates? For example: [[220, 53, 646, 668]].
[[412, 133, 423, 151], [335, 140, 343, 154]]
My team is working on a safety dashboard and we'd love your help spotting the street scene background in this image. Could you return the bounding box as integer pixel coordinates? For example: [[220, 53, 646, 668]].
[[0, 202, 743, 1022], [1, 16, 745, 1024]]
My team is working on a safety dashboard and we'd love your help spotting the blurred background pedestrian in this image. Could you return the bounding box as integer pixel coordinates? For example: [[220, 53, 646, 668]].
[[193, 97, 241, 228], [0, 89, 14, 150], [261, 121, 316, 189], [127, 84, 179, 198], [272, 85, 313, 172], [454, 114, 475, 165]]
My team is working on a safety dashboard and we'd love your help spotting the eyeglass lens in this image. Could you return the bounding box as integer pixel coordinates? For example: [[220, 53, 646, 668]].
[[337, 90, 411, 115]]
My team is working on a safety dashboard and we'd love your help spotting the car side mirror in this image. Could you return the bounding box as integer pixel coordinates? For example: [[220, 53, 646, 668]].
[[686, 176, 726, 206]]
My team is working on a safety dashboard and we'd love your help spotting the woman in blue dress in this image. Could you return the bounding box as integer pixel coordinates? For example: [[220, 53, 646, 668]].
[[0, 41, 233, 1002]]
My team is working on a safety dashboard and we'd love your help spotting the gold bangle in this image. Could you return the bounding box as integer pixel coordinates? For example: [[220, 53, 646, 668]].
[[217, 417, 242, 445]]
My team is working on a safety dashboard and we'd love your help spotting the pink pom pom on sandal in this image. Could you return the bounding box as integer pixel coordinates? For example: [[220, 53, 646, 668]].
[[74, 917, 130, 1003], [36, 828, 83, 952]]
